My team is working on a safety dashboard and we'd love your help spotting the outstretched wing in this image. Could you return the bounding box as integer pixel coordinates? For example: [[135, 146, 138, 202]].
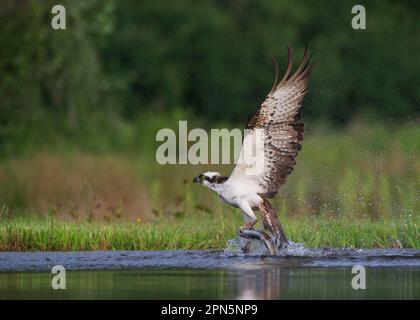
[[228, 46, 313, 198]]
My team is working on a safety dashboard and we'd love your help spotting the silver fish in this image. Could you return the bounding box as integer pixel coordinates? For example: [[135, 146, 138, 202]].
[[237, 228, 281, 255]]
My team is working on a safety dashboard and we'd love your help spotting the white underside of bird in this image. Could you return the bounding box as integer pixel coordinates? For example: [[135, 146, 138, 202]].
[[203, 174, 263, 223]]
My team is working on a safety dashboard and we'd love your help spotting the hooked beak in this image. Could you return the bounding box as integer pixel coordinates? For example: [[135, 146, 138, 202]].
[[192, 176, 201, 183]]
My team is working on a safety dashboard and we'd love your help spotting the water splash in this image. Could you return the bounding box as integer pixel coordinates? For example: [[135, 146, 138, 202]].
[[225, 236, 269, 256], [282, 240, 307, 256], [223, 233, 360, 257], [224, 234, 307, 256]]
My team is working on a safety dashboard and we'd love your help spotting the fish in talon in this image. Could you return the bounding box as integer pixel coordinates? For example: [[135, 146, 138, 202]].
[[237, 228, 279, 255]]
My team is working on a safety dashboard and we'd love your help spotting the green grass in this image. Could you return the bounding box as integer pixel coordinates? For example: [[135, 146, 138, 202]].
[[0, 214, 417, 251]]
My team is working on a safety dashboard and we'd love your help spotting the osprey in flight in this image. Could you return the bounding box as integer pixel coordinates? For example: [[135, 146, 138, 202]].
[[193, 46, 313, 250]]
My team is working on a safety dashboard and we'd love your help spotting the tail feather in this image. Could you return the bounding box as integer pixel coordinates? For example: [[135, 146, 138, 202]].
[[259, 198, 288, 246]]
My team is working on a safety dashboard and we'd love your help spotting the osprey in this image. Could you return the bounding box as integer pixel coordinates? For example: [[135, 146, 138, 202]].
[[193, 46, 313, 249]]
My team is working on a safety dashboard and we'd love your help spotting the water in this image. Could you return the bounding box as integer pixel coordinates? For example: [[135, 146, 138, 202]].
[[0, 247, 419, 299]]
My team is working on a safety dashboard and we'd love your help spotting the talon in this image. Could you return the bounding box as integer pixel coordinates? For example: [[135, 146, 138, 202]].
[[244, 219, 258, 229]]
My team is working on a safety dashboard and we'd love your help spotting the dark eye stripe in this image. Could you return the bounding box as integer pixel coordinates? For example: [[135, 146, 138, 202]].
[[210, 175, 229, 184]]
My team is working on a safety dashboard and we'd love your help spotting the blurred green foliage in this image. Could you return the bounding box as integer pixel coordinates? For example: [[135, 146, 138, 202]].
[[0, 0, 419, 154]]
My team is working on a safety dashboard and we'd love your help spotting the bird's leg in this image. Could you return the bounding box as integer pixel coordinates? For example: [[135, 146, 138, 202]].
[[239, 201, 258, 230]]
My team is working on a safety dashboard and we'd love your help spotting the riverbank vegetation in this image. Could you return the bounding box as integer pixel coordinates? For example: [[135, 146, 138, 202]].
[[0, 215, 417, 251]]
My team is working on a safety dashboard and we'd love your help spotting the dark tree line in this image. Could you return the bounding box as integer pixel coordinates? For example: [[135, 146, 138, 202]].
[[0, 0, 419, 153]]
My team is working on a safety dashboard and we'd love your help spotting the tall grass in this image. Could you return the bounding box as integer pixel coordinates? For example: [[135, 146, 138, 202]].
[[0, 214, 417, 251]]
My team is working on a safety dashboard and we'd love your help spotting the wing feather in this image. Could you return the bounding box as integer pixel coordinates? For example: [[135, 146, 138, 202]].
[[259, 198, 288, 245], [229, 46, 313, 198]]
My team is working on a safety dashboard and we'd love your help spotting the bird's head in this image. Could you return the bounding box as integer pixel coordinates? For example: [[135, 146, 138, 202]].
[[192, 171, 228, 188]]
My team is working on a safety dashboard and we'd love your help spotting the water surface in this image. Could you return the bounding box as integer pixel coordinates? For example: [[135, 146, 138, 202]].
[[0, 248, 419, 299]]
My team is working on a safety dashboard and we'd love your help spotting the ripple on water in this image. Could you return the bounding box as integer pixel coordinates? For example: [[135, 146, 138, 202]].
[[0, 238, 419, 271]]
